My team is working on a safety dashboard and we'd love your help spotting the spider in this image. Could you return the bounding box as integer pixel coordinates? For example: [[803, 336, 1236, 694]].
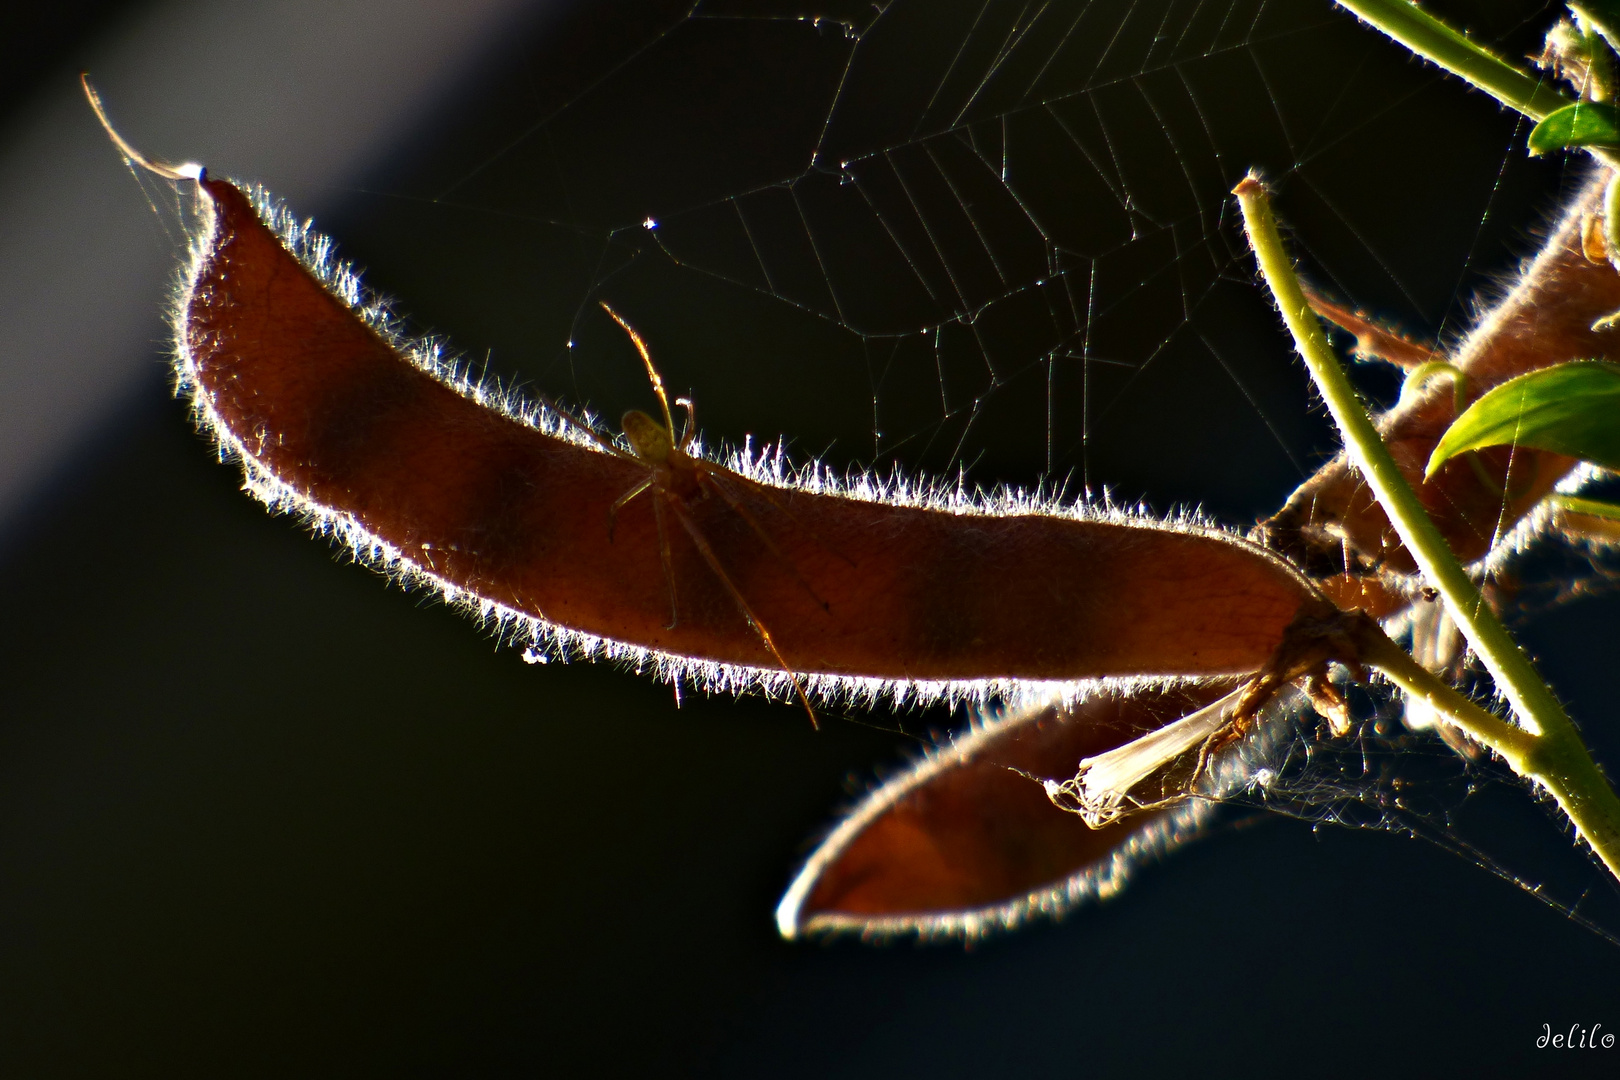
[[85, 70, 832, 727], [572, 302, 822, 724]]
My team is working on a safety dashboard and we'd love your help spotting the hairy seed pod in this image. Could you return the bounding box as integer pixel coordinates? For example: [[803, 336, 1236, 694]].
[[1260, 172, 1620, 586], [776, 679, 1265, 938], [177, 175, 1323, 700]]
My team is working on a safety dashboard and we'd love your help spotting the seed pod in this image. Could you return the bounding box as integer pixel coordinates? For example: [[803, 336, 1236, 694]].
[[777, 679, 1264, 938], [1260, 173, 1620, 581], [177, 175, 1322, 699]]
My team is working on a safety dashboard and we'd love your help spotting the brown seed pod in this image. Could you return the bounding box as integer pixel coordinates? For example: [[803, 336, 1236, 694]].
[[1259, 172, 1620, 582], [782, 172, 1620, 941], [776, 678, 1271, 938], [175, 174, 1325, 705]]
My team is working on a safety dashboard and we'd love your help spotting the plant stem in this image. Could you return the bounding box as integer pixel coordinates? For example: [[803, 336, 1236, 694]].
[[1551, 493, 1620, 521], [1333, 0, 1572, 121], [1353, 627, 1537, 761], [1339, 1, 1620, 172], [1235, 174, 1620, 885]]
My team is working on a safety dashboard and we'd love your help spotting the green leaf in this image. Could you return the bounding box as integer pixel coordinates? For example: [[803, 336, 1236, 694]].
[[1527, 101, 1620, 154], [1425, 361, 1620, 477]]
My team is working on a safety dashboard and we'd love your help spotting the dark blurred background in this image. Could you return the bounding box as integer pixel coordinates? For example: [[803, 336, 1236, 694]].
[[1, 0, 1617, 1075]]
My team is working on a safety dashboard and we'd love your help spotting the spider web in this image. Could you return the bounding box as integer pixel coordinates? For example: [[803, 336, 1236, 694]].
[[382, 0, 1570, 517], [327, 0, 1620, 936]]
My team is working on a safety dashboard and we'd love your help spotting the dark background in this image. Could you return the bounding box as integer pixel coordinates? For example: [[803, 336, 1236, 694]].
[[2, 0, 1618, 1075]]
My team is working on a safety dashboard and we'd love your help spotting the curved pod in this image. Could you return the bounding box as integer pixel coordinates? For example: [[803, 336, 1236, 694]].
[[177, 175, 1322, 700]]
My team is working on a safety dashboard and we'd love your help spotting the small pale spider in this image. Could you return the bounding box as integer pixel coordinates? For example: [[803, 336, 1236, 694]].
[[582, 302, 820, 723]]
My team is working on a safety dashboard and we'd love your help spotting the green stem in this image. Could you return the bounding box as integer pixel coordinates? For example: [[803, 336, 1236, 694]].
[[1573, 2, 1620, 63], [1550, 493, 1620, 521], [1333, 0, 1572, 121], [1338, 2, 1620, 172], [1606, 172, 1620, 267], [1235, 174, 1620, 885], [1398, 360, 1467, 412], [1355, 628, 1537, 763]]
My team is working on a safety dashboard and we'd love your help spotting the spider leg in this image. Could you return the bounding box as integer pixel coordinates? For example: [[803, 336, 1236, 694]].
[[532, 389, 647, 463], [599, 302, 677, 435], [699, 469, 833, 613], [665, 499, 818, 727], [704, 464, 857, 570], [608, 476, 654, 543], [653, 496, 679, 630]]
